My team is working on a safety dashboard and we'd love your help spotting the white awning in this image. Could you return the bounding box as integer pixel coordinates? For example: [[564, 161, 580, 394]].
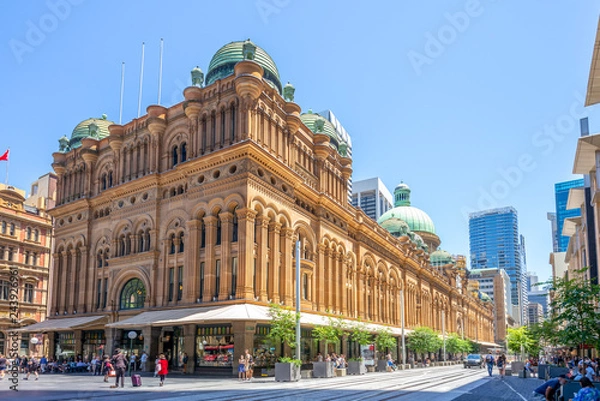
[[17, 315, 108, 332], [107, 303, 411, 335], [566, 187, 585, 211], [573, 134, 600, 174]]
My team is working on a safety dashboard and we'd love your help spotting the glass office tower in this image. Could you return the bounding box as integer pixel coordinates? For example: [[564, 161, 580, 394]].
[[554, 179, 584, 252]]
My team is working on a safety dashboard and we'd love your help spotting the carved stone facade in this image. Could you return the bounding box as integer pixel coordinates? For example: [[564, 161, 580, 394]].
[[27, 50, 493, 372], [0, 181, 54, 357]]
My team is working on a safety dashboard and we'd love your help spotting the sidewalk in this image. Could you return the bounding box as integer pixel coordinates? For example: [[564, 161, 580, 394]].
[[453, 374, 544, 401]]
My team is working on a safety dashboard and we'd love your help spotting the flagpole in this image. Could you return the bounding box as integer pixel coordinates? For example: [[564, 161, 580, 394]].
[[137, 42, 145, 118], [5, 148, 9, 185], [157, 38, 164, 105]]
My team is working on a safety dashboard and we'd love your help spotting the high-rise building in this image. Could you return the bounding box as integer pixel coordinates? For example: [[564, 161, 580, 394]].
[[352, 178, 393, 221], [469, 207, 526, 325], [554, 179, 584, 252], [528, 289, 549, 317], [527, 272, 538, 293], [527, 303, 544, 325], [547, 212, 558, 253]]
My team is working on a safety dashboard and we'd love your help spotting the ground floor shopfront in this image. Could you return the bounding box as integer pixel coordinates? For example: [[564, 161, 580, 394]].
[[19, 303, 494, 375]]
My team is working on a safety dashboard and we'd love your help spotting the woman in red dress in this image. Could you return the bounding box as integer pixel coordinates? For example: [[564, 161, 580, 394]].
[[157, 354, 169, 387]]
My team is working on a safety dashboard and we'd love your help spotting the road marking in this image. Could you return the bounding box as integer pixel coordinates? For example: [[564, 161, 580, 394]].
[[501, 379, 528, 401]]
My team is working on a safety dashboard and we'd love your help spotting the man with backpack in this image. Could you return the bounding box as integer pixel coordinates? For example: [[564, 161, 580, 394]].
[[485, 353, 495, 377]]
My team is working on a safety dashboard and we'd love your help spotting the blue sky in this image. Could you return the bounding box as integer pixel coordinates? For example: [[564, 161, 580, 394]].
[[2, 0, 600, 282]]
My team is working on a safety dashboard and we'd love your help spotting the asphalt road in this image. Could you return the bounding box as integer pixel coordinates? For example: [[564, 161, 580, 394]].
[[0, 364, 544, 401]]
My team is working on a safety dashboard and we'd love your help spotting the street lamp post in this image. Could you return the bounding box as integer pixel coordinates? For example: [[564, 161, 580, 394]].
[[127, 331, 137, 376], [442, 310, 446, 362], [400, 289, 406, 368], [295, 240, 301, 360]]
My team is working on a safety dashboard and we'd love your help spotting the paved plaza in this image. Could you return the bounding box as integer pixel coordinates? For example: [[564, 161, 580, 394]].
[[0, 365, 545, 401]]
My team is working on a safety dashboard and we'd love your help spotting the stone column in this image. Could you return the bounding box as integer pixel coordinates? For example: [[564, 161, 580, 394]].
[[235, 208, 256, 300], [203, 216, 217, 302], [269, 222, 281, 303], [183, 324, 196, 374], [142, 327, 161, 372], [316, 244, 326, 312], [184, 220, 201, 303], [219, 212, 233, 300], [256, 216, 268, 302]]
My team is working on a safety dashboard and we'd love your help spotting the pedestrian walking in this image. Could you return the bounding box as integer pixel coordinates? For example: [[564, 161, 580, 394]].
[[40, 355, 48, 374], [182, 353, 188, 374], [238, 354, 246, 382], [24, 356, 39, 381], [90, 356, 98, 376], [497, 354, 506, 378], [485, 353, 495, 377], [102, 355, 113, 383], [157, 353, 168, 387], [110, 349, 127, 388], [140, 351, 148, 372], [245, 349, 254, 381], [129, 352, 137, 373], [154, 355, 160, 378]]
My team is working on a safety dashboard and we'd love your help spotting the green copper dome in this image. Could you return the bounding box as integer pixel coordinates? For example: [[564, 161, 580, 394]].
[[206, 40, 282, 93], [379, 217, 410, 237], [68, 114, 114, 150], [300, 111, 342, 149], [430, 249, 454, 266], [378, 182, 436, 235]]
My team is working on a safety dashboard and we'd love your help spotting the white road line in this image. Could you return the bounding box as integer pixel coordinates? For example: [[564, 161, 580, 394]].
[[501, 379, 528, 401]]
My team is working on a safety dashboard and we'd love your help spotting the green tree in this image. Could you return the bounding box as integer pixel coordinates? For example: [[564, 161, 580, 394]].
[[506, 326, 535, 359], [407, 327, 442, 361], [349, 320, 373, 360], [375, 328, 397, 358], [445, 333, 470, 359], [313, 316, 345, 354], [267, 303, 299, 360], [545, 269, 600, 356]]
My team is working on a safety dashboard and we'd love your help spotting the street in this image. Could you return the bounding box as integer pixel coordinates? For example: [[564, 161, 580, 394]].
[[0, 365, 544, 401]]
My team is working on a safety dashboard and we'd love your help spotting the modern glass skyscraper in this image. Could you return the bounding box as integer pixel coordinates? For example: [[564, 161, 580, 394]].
[[555, 179, 584, 252], [469, 207, 526, 324]]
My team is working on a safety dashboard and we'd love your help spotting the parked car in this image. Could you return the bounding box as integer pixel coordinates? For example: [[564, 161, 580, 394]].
[[463, 354, 483, 368]]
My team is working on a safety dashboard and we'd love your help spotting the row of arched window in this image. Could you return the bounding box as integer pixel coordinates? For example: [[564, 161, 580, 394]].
[[1, 221, 15, 236], [116, 228, 152, 258], [100, 171, 114, 191], [171, 143, 187, 167]]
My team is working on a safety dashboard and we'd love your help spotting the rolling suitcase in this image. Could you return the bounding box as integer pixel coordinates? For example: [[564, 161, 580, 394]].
[[132, 374, 142, 387]]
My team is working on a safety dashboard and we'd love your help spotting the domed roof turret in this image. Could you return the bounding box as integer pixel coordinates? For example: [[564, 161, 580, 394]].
[[430, 249, 454, 267], [64, 114, 114, 151], [205, 40, 282, 93], [378, 182, 436, 235], [300, 111, 342, 149]]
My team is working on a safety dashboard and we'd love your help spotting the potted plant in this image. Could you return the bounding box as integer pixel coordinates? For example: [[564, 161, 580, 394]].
[[375, 328, 397, 372], [347, 321, 372, 375], [268, 304, 302, 382], [312, 316, 344, 378]]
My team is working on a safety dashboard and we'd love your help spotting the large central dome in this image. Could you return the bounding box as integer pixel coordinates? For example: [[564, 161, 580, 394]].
[[205, 40, 282, 93], [377, 183, 436, 235]]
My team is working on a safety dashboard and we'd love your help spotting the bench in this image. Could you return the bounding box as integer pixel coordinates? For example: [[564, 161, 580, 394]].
[[335, 368, 347, 377]]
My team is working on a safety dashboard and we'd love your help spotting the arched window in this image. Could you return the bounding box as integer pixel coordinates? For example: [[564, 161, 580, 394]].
[[178, 232, 184, 253], [1, 221, 5, 234], [216, 219, 222, 245], [119, 278, 146, 310], [232, 212, 238, 243], [181, 142, 187, 162], [138, 231, 144, 253], [101, 174, 107, 190], [172, 146, 178, 167], [26, 227, 32, 240], [169, 233, 176, 254], [230, 104, 236, 142], [97, 251, 103, 268], [34, 229, 39, 242], [9, 223, 15, 236], [108, 171, 113, 187], [119, 235, 126, 257], [144, 230, 151, 252]]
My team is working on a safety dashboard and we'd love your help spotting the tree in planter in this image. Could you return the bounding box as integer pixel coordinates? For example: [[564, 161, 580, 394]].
[[267, 304, 300, 365], [313, 316, 345, 355], [349, 321, 373, 360], [406, 326, 442, 364], [375, 328, 397, 359], [445, 333, 470, 360]]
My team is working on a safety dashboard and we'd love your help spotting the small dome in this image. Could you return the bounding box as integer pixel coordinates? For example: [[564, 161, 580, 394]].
[[69, 115, 114, 149], [479, 291, 492, 302], [205, 40, 282, 93], [430, 249, 454, 266], [379, 217, 410, 237], [300, 112, 342, 151], [395, 182, 410, 191]]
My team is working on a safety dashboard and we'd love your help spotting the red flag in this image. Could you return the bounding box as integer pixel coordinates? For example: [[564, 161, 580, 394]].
[[0, 149, 8, 162]]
